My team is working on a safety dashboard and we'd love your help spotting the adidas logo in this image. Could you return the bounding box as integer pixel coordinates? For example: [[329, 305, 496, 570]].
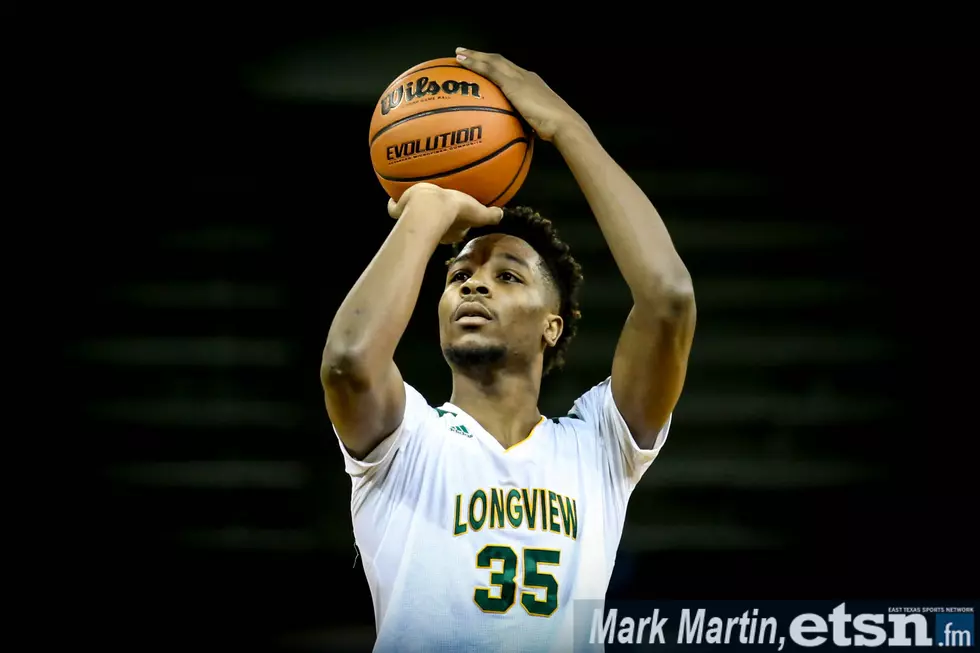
[[435, 408, 472, 438], [450, 425, 472, 438]]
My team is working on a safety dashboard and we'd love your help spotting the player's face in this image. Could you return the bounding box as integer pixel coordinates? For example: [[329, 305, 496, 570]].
[[439, 234, 561, 371]]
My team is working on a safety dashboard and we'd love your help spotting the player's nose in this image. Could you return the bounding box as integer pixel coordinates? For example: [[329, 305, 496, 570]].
[[460, 276, 491, 297]]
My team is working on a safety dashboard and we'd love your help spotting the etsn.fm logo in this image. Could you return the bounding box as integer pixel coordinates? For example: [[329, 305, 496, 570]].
[[935, 614, 973, 648]]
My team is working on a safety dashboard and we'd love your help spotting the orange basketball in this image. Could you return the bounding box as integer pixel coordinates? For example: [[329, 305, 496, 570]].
[[369, 57, 534, 207]]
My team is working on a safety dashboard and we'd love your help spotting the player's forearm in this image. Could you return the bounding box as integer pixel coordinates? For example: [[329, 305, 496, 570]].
[[323, 206, 453, 378], [554, 123, 693, 305]]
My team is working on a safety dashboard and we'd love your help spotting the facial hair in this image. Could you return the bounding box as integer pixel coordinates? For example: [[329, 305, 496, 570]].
[[443, 343, 507, 371]]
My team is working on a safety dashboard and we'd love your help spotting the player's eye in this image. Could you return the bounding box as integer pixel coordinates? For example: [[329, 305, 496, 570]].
[[450, 271, 469, 283], [498, 271, 521, 283]]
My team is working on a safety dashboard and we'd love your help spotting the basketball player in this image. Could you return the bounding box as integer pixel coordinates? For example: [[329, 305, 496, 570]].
[[321, 49, 696, 652]]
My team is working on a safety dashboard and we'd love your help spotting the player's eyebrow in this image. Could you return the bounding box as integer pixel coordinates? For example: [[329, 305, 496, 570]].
[[497, 252, 531, 270], [450, 252, 531, 270]]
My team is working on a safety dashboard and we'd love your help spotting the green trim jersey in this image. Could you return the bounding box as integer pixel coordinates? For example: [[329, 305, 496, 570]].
[[334, 377, 671, 652]]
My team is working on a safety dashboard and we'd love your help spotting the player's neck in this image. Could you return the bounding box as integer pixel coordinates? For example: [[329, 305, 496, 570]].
[[449, 370, 542, 449]]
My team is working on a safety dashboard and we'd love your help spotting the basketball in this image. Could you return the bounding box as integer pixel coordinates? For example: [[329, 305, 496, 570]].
[[369, 57, 534, 208]]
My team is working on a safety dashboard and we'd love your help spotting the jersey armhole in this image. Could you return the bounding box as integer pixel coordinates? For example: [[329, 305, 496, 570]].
[[334, 421, 406, 478], [333, 382, 430, 479]]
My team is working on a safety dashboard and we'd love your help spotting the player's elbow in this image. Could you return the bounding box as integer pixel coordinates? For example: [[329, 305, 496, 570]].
[[666, 276, 696, 315], [320, 344, 371, 392], [635, 272, 695, 319]]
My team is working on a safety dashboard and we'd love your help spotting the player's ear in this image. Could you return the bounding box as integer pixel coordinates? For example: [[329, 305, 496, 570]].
[[543, 314, 563, 348]]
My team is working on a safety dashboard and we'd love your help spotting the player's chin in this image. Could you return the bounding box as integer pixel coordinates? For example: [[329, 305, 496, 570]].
[[442, 337, 508, 369], [448, 329, 500, 347], [446, 329, 506, 353]]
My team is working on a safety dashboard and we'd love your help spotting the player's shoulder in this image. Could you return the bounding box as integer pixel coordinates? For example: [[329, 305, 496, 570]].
[[533, 408, 604, 463], [536, 378, 618, 442], [565, 377, 614, 419], [543, 379, 613, 431], [543, 411, 593, 433], [428, 404, 477, 438], [403, 382, 472, 434]]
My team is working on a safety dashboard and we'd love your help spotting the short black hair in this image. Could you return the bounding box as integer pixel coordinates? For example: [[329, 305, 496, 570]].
[[449, 206, 584, 376]]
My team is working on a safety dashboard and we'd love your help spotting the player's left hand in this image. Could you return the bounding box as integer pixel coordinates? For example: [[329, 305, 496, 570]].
[[455, 48, 588, 143]]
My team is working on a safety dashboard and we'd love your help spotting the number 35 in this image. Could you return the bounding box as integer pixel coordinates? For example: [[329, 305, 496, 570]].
[[474, 545, 561, 617]]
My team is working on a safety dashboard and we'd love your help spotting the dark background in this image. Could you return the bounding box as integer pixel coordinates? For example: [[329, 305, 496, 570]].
[[73, 21, 975, 652]]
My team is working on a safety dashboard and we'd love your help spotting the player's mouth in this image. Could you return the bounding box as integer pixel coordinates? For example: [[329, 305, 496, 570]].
[[454, 301, 493, 326]]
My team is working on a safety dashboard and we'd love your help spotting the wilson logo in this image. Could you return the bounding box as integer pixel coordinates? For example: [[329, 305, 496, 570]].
[[380, 76, 481, 116]]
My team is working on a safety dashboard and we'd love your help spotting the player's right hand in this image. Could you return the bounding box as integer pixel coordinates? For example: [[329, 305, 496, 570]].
[[388, 182, 503, 245]]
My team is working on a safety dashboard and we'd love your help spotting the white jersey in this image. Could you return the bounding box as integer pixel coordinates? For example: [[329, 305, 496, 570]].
[[334, 377, 671, 653]]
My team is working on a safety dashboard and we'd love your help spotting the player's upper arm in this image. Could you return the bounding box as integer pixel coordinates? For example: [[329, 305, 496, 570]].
[[610, 290, 696, 450], [320, 352, 406, 461]]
